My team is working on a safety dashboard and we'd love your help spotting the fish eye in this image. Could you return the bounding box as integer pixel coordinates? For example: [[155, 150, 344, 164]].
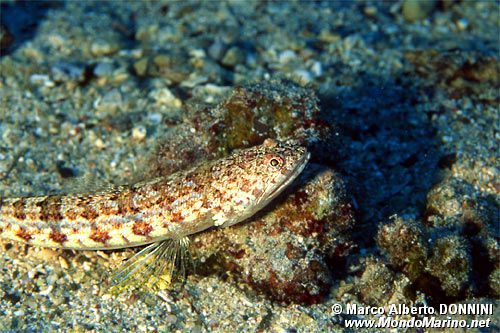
[[268, 156, 284, 169]]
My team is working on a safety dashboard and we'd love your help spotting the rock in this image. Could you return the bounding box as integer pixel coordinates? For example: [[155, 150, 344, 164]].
[[212, 79, 328, 151], [356, 257, 396, 305], [90, 40, 120, 56], [311, 61, 323, 77], [378, 217, 428, 281], [278, 50, 296, 64], [51, 62, 86, 82], [293, 69, 313, 83], [147, 79, 330, 177], [131, 125, 147, 141], [94, 89, 123, 113], [133, 50, 195, 84], [146, 51, 192, 83], [148, 87, 182, 107], [93, 62, 116, 78], [208, 39, 227, 61], [402, 0, 437, 22], [192, 164, 355, 304], [427, 235, 470, 297], [405, 49, 499, 102], [29, 74, 55, 88], [221, 46, 245, 67], [133, 58, 149, 77], [143, 81, 352, 303]]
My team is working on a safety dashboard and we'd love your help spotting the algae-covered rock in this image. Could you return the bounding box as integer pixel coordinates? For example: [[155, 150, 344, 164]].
[[402, 0, 437, 22], [132, 50, 193, 83], [355, 257, 395, 305], [425, 178, 498, 233], [211, 79, 327, 151], [379, 181, 497, 301], [490, 268, 500, 298], [377, 217, 428, 281], [425, 177, 499, 297], [405, 50, 499, 103], [144, 80, 349, 304], [148, 79, 329, 177], [427, 235, 471, 297], [191, 164, 355, 304]]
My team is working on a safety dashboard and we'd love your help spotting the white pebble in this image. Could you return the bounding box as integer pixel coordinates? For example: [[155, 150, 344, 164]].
[[455, 18, 468, 31], [13, 310, 25, 316], [91, 40, 118, 56], [293, 69, 313, 83], [39, 285, 53, 296], [147, 112, 163, 124], [149, 88, 182, 107], [29, 74, 55, 88], [82, 261, 92, 272], [311, 61, 323, 77], [94, 138, 106, 149], [279, 50, 296, 64], [132, 125, 147, 141]]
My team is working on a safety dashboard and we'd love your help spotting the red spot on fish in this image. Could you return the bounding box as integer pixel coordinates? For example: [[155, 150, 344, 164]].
[[90, 229, 111, 243], [171, 212, 184, 223], [132, 221, 153, 236], [50, 231, 68, 244], [16, 228, 32, 241]]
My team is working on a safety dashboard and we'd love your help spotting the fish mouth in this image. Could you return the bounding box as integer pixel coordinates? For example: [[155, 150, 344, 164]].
[[263, 151, 311, 204]]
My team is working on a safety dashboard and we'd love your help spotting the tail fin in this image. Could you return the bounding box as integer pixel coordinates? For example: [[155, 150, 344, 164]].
[[109, 237, 191, 294]]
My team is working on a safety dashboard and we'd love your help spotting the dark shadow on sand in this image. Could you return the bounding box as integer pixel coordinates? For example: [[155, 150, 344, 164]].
[[1, 0, 65, 56]]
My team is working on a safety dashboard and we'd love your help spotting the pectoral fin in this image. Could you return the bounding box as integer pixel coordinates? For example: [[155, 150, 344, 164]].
[[109, 237, 191, 294]]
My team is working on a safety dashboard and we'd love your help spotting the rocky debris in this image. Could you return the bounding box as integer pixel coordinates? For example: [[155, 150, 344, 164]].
[[192, 164, 355, 304]]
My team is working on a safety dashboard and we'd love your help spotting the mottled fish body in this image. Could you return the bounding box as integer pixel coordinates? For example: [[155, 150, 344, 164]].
[[0, 139, 309, 250]]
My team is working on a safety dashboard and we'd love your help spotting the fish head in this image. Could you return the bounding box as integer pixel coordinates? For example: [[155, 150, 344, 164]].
[[213, 139, 310, 227]]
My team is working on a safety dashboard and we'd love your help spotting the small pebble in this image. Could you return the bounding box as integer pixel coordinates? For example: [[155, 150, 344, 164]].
[[94, 89, 123, 112], [94, 138, 106, 149], [46, 273, 58, 286], [221, 46, 245, 67], [82, 261, 92, 272], [166, 314, 177, 324], [29, 74, 55, 88], [47, 33, 65, 47], [147, 112, 163, 124], [13, 310, 25, 317], [293, 69, 313, 83], [38, 248, 59, 261], [39, 285, 53, 296], [51, 62, 85, 82], [208, 40, 227, 60], [364, 5, 377, 17], [149, 88, 182, 107], [132, 125, 147, 141], [93, 62, 116, 78], [58, 257, 69, 270], [402, 0, 437, 22], [311, 61, 322, 77], [455, 18, 469, 31], [279, 50, 296, 64], [134, 58, 149, 76], [91, 40, 119, 56]]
